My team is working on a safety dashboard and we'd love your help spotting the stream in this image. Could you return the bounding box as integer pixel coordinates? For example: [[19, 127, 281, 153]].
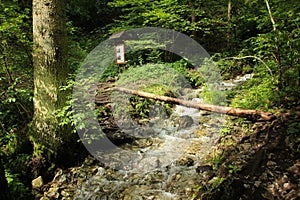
[[75, 90, 224, 199], [41, 74, 253, 200]]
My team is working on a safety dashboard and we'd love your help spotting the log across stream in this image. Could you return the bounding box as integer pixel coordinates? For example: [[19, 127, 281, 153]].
[[108, 87, 275, 121]]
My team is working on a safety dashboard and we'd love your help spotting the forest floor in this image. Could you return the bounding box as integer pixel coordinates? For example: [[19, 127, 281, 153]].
[[194, 108, 300, 199]]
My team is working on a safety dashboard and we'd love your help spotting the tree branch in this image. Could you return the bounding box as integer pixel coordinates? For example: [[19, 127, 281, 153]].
[[222, 56, 274, 84], [265, 0, 276, 32]]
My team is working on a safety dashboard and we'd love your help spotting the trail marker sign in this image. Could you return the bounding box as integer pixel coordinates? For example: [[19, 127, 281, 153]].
[[115, 43, 126, 64], [109, 31, 127, 65]]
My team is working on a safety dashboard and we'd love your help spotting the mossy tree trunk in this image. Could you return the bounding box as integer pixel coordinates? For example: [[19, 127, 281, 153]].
[[32, 0, 70, 162]]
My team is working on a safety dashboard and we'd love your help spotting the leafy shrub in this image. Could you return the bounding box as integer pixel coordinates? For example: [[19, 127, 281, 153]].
[[167, 59, 204, 87], [5, 169, 28, 199], [230, 75, 277, 111], [128, 85, 174, 121]]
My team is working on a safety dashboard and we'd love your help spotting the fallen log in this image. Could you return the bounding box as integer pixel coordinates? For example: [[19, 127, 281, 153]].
[[112, 87, 275, 121]]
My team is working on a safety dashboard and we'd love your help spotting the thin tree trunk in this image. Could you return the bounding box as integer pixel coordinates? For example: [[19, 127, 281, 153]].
[[189, 0, 197, 39], [265, 0, 276, 32], [227, 0, 232, 49], [265, 0, 282, 89], [112, 87, 275, 121]]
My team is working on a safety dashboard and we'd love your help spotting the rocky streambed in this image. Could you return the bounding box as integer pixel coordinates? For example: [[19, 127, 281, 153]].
[[39, 99, 225, 199], [36, 74, 255, 200]]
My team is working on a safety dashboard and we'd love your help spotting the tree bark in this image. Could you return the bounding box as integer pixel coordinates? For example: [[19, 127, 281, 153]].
[[227, 0, 232, 49], [0, 157, 11, 200], [113, 87, 275, 121], [32, 0, 69, 157], [189, 0, 197, 39]]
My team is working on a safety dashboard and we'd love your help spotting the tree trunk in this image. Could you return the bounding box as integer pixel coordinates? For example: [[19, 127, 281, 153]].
[[265, 0, 282, 89], [32, 0, 69, 158], [113, 87, 275, 121], [0, 157, 11, 200], [189, 0, 197, 39], [227, 0, 232, 50]]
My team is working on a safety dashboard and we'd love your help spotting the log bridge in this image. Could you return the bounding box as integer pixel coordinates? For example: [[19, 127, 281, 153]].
[[95, 83, 275, 121]]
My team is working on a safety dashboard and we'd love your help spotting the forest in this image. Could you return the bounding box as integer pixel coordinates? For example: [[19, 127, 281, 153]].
[[0, 0, 300, 199]]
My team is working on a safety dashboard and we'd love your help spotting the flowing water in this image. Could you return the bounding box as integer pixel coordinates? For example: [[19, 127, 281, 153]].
[[46, 74, 253, 200], [73, 90, 225, 199]]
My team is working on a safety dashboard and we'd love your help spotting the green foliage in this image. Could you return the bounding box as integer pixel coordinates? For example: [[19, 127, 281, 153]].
[[245, 30, 300, 91], [67, 0, 116, 31], [213, 54, 252, 80], [0, 1, 33, 156], [2, 153, 32, 200], [201, 83, 226, 105], [117, 63, 190, 92], [209, 152, 225, 171], [108, 0, 228, 44], [128, 96, 152, 119], [128, 85, 174, 121], [191, 185, 203, 199], [211, 176, 225, 188], [230, 74, 277, 111], [0, 126, 17, 155], [125, 49, 164, 67], [0, 2, 34, 198], [54, 76, 77, 133], [55, 22, 101, 134], [116, 64, 181, 120], [0, 1, 31, 48], [5, 169, 27, 199], [167, 59, 204, 87], [227, 163, 241, 174], [67, 34, 88, 72], [99, 62, 120, 81], [239, 0, 300, 105], [220, 127, 232, 136]]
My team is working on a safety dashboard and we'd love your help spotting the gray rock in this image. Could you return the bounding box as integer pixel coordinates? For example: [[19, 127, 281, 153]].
[[178, 115, 193, 129]]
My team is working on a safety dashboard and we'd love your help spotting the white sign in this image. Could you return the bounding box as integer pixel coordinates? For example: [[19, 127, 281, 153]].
[[115, 44, 126, 64]]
